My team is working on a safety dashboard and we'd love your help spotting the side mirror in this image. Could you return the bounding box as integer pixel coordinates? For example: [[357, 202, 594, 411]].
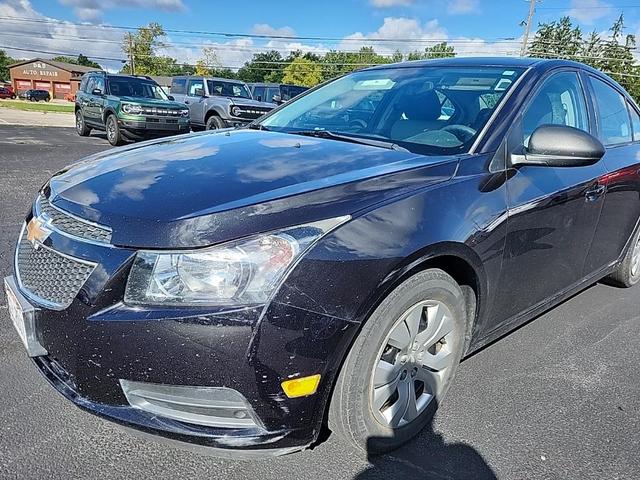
[[272, 94, 282, 104], [194, 88, 205, 97], [91, 88, 103, 96], [510, 124, 605, 168], [167, 95, 175, 101], [256, 95, 262, 101]]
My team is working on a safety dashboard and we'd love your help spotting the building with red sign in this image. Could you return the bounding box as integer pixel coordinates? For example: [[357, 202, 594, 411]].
[[8, 58, 100, 99]]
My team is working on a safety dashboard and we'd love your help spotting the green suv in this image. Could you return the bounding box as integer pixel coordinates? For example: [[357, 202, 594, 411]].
[[75, 72, 190, 146]]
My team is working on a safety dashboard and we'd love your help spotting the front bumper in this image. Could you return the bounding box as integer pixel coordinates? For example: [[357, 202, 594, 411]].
[[6, 209, 360, 454], [118, 117, 190, 137]]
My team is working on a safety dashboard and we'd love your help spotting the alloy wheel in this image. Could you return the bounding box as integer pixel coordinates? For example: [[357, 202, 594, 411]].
[[369, 300, 457, 429], [76, 113, 83, 133], [107, 117, 116, 143], [632, 235, 640, 277]]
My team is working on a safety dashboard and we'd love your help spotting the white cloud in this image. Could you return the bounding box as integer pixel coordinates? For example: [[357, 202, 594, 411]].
[[566, 0, 612, 25], [370, 0, 415, 7], [58, 0, 185, 23], [448, 0, 480, 15], [251, 24, 296, 38]]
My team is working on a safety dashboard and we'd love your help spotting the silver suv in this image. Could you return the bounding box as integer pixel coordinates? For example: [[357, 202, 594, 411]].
[[171, 76, 276, 130]]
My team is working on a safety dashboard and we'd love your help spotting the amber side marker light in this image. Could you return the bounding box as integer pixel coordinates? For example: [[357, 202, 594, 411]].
[[281, 374, 321, 398]]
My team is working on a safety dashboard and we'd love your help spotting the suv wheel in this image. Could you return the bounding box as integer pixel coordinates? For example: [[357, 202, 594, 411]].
[[106, 114, 124, 146], [604, 223, 640, 288], [329, 268, 467, 454], [76, 110, 91, 137], [206, 115, 224, 130]]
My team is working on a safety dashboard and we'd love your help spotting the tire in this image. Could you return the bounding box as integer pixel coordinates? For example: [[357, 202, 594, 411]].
[[75, 110, 91, 137], [604, 224, 640, 288], [206, 115, 224, 130], [329, 268, 467, 454], [30, 97, 36, 102], [105, 114, 124, 146]]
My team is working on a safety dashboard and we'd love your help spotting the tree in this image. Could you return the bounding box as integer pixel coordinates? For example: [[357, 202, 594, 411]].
[[195, 47, 220, 76], [528, 16, 582, 59], [1, 50, 15, 81], [282, 57, 323, 87], [51, 54, 100, 69], [237, 51, 284, 83], [407, 42, 455, 60], [121, 22, 178, 75], [600, 15, 639, 100]]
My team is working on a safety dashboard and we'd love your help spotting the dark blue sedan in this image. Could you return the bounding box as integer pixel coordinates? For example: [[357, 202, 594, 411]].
[[5, 57, 640, 456]]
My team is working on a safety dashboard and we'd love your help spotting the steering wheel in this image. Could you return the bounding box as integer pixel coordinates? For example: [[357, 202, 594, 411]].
[[442, 124, 477, 143]]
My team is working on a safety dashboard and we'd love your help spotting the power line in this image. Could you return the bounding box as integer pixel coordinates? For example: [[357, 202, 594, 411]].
[[0, 15, 519, 45]]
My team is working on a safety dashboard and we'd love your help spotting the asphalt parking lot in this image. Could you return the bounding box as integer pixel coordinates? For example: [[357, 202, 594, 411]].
[[1, 124, 639, 479]]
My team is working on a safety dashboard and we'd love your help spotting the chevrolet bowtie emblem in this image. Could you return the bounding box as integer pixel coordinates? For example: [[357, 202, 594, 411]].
[[26, 216, 52, 249]]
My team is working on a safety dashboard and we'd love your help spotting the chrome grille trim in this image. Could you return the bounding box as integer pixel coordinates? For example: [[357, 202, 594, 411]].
[[37, 196, 112, 244], [15, 223, 96, 310]]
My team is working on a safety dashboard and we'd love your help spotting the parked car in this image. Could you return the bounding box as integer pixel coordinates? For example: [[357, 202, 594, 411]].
[[75, 72, 190, 146], [171, 76, 276, 130], [0, 86, 16, 99], [19, 89, 50, 102], [249, 82, 308, 105], [6, 57, 640, 457]]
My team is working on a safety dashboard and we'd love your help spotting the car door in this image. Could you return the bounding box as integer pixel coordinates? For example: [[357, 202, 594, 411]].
[[80, 76, 99, 125], [185, 78, 206, 126], [87, 76, 107, 126], [494, 69, 608, 322], [583, 75, 640, 272]]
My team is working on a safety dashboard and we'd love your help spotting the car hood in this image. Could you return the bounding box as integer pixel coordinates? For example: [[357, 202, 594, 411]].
[[115, 96, 185, 109], [47, 130, 459, 248], [230, 98, 275, 108]]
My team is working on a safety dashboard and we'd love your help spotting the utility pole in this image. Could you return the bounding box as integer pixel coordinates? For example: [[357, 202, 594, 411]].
[[520, 0, 537, 57], [127, 33, 135, 75]]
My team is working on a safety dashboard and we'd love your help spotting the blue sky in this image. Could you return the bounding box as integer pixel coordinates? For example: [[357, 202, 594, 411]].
[[1, 0, 639, 70]]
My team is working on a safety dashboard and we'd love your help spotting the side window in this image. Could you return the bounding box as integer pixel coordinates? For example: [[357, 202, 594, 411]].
[[187, 79, 204, 96], [171, 78, 186, 95], [590, 76, 631, 146], [253, 86, 265, 101], [79, 76, 88, 93], [522, 71, 589, 146], [94, 77, 105, 93], [265, 87, 280, 102], [85, 76, 96, 94], [628, 102, 640, 142]]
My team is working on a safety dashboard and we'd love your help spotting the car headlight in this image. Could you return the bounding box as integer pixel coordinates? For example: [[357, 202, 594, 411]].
[[122, 103, 143, 115], [124, 216, 349, 306], [180, 109, 189, 117], [231, 106, 242, 117]]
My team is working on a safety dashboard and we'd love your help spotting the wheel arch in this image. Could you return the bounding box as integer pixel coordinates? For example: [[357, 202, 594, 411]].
[[102, 107, 117, 123], [356, 242, 486, 355], [315, 242, 487, 445], [204, 107, 224, 124]]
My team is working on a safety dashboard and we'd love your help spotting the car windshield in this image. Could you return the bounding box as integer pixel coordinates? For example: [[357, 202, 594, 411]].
[[107, 78, 169, 100], [259, 66, 524, 155], [207, 80, 252, 99]]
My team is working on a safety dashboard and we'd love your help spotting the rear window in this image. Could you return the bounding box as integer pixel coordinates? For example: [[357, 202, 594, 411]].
[[171, 78, 187, 95]]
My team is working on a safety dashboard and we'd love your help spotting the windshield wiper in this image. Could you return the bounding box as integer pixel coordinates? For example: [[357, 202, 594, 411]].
[[288, 130, 409, 152], [246, 123, 271, 131]]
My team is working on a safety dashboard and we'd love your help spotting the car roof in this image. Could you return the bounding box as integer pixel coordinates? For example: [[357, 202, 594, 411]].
[[364, 56, 597, 71], [173, 76, 246, 84]]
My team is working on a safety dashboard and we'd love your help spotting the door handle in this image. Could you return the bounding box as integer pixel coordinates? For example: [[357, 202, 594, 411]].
[[185, 101, 190, 104], [585, 184, 606, 202]]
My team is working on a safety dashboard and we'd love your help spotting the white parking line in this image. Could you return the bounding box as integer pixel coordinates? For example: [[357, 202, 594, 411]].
[[0, 118, 9, 124]]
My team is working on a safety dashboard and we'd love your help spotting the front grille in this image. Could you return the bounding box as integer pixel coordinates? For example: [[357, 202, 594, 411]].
[[16, 234, 96, 309], [140, 106, 182, 116], [38, 197, 112, 244], [234, 107, 272, 120]]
